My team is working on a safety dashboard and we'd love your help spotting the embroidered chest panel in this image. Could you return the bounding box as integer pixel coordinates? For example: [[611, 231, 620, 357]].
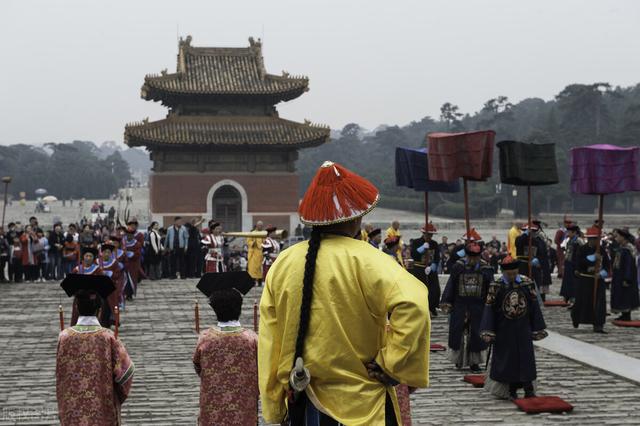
[[458, 272, 483, 298], [501, 289, 528, 319]]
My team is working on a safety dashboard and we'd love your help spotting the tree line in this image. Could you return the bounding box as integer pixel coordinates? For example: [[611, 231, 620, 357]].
[[298, 82, 640, 218], [0, 141, 132, 200]]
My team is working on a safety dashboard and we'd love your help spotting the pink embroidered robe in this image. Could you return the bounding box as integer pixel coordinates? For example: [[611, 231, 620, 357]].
[[193, 327, 259, 426], [56, 325, 134, 425]]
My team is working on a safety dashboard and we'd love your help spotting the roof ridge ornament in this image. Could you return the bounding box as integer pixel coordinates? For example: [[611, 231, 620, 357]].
[[249, 37, 266, 79]]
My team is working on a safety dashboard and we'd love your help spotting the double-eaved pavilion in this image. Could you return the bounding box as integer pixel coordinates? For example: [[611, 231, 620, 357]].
[[125, 36, 329, 231]]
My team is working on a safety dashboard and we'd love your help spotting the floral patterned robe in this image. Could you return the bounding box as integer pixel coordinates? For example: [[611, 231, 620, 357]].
[[56, 321, 134, 426], [193, 327, 258, 426]]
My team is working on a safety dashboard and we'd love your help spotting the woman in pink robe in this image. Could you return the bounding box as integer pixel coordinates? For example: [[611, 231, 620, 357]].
[[56, 287, 134, 425], [193, 274, 258, 426]]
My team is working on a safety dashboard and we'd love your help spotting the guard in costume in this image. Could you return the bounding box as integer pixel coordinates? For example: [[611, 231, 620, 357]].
[[572, 226, 610, 333], [440, 242, 493, 372], [480, 256, 547, 400], [258, 161, 430, 426], [409, 223, 441, 317]]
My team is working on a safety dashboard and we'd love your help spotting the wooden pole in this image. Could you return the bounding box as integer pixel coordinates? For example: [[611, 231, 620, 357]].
[[59, 305, 64, 331], [194, 300, 200, 334], [593, 194, 605, 311], [527, 186, 533, 278], [463, 178, 471, 237], [114, 305, 120, 339], [1, 179, 10, 229], [253, 302, 258, 333], [424, 192, 429, 230]]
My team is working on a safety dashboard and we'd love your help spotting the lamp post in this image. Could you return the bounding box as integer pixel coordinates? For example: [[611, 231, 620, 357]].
[[1, 176, 12, 228]]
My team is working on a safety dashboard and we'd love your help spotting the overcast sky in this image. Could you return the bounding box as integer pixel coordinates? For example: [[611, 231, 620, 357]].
[[1, 0, 639, 145]]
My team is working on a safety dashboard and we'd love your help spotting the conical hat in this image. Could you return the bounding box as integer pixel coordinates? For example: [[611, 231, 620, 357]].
[[299, 161, 379, 226]]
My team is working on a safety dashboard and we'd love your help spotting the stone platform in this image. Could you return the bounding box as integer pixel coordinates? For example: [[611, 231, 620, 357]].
[[0, 277, 639, 425]]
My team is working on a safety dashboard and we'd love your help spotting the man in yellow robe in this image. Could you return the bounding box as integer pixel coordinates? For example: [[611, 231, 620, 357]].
[[259, 161, 430, 426], [246, 220, 265, 285], [360, 222, 373, 241], [386, 220, 405, 266], [507, 221, 521, 258]]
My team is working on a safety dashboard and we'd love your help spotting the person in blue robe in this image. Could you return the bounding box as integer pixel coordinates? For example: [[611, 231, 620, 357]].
[[610, 228, 639, 321], [572, 226, 611, 333], [559, 224, 583, 303], [480, 256, 548, 400], [440, 242, 494, 372]]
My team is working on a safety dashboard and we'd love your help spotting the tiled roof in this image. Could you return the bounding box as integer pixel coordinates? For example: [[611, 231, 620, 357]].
[[141, 36, 308, 102], [124, 115, 330, 148]]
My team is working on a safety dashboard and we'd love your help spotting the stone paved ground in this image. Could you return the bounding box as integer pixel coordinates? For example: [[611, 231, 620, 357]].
[[541, 280, 640, 359], [1, 276, 639, 425]]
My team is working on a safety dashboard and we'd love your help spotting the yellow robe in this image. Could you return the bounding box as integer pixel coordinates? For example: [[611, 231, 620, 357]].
[[386, 227, 404, 264], [507, 226, 521, 258], [247, 236, 265, 280], [258, 234, 430, 425]]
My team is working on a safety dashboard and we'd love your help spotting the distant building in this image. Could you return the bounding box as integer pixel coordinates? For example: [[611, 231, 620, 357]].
[[124, 36, 329, 231]]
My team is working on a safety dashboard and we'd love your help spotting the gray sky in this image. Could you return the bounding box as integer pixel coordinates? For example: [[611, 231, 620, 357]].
[[1, 0, 639, 145]]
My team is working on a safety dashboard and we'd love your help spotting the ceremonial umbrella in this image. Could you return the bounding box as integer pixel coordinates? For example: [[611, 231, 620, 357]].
[[35, 188, 47, 196], [427, 130, 495, 236], [570, 144, 640, 309], [395, 147, 460, 227], [42, 195, 58, 203], [497, 140, 559, 276]]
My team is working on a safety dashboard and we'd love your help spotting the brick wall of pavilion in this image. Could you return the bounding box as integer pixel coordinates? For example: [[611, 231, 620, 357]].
[[149, 173, 299, 230]]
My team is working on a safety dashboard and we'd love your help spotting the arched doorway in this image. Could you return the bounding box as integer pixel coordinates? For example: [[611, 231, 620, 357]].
[[212, 185, 242, 232]]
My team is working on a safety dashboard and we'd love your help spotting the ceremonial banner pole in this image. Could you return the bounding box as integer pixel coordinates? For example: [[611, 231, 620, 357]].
[[59, 305, 64, 331], [497, 140, 559, 284], [424, 192, 429, 232], [114, 305, 120, 339], [253, 302, 258, 332], [570, 144, 640, 315], [463, 178, 471, 237], [426, 131, 495, 240], [527, 185, 533, 278], [194, 300, 200, 334], [593, 194, 605, 311]]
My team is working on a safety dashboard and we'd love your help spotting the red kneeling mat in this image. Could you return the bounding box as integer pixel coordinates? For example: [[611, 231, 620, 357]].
[[430, 343, 446, 352], [513, 396, 574, 414], [463, 374, 485, 387], [612, 320, 640, 328], [544, 299, 569, 307]]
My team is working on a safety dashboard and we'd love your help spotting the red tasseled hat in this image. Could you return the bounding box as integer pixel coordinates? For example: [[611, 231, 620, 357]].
[[299, 161, 379, 226], [421, 222, 438, 234], [500, 255, 520, 270], [462, 228, 482, 242], [585, 226, 601, 238]]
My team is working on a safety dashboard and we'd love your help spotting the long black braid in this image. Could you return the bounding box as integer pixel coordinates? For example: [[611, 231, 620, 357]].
[[292, 226, 322, 366]]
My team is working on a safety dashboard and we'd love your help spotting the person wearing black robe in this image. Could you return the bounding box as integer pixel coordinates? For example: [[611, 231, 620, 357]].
[[560, 225, 583, 303], [480, 256, 547, 400], [409, 223, 440, 316], [440, 242, 493, 372], [572, 226, 610, 333], [610, 228, 639, 321], [514, 224, 549, 301]]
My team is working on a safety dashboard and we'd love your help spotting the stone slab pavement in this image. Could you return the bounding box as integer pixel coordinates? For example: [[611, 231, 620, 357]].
[[0, 275, 639, 425]]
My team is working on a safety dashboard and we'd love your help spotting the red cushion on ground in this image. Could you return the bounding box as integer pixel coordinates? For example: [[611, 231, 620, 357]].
[[612, 320, 640, 328], [544, 299, 569, 307], [430, 343, 446, 351], [513, 396, 574, 414], [463, 374, 485, 387]]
